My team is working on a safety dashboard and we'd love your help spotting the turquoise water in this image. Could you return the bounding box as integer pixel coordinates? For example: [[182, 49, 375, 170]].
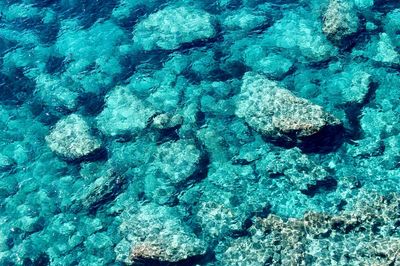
[[0, 0, 400, 265]]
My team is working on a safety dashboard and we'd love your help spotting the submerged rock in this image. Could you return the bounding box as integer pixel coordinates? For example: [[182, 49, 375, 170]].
[[116, 204, 207, 264], [222, 8, 267, 33], [243, 46, 294, 79], [46, 114, 102, 160], [322, 0, 359, 46], [96, 86, 155, 137], [70, 163, 127, 213], [133, 6, 216, 50], [33, 74, 79, 111], [265, 10, 337, 62], [130, 236, 205, 263], [372, 33, 400, 65], [144, 139, 208, 205], [151, 113, 183, 130], [153, 140, 205, 185], [263, 148, 334, 193], [341, 71, 372, 104], [236, 73, 342, 150]]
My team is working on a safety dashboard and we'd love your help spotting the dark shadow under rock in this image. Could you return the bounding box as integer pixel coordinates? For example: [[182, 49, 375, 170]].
[[66, 146, 109, 165], [77, 92, 106, 116], [296, 123, 345, 153], [131, 253, 213, 266], [263, 122, 345, 153], [0, 69, 35, 105], [300, 176, 338, 197]]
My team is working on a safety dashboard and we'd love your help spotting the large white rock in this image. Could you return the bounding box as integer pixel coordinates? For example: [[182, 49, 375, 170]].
[[236, 73, 341, 142], [46, 114, 102, 160]]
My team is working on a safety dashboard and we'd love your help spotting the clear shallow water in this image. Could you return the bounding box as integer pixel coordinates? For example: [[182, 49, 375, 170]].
[[0, 0, 400, 265]]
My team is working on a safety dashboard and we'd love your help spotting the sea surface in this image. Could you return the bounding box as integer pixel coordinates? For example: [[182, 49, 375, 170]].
[[0, 0, 400, 265]]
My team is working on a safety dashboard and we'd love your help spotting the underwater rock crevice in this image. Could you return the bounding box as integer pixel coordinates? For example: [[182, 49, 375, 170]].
[[343, 80, 379, 141], [300, 176, 338, 197]]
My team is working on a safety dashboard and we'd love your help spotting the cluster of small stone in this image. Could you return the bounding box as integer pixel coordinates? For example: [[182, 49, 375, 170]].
[[218, 192, 400, 265]]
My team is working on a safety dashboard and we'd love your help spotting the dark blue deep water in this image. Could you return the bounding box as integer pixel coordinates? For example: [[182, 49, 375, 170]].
[[0, 0, 400, 265]]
